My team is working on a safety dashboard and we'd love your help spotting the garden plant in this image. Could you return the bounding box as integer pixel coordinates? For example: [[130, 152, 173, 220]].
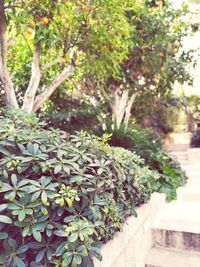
[[0, 110, 160, 267]]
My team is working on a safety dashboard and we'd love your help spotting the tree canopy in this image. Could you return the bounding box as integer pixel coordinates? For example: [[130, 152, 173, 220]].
[[99, 0, 196, 129], [0, 0, 196, 122], [0, 0, 140, 112]]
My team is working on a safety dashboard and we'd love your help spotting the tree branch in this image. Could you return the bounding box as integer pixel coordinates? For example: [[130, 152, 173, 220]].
[[101, 87, 112, 102], [41, 56, 62, 72], [22, 42, 41, 113], [22, 32, 33, 54], [0, 0, 18, 108], [32, 47, 77, 112], [32, 65, 74, 112]]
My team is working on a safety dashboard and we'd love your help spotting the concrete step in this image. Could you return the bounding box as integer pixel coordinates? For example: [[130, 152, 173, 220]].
[[181, 166, 200, 186], [145, 247, 200, 267], [169, 152, 189, 165], [166, 144, 190, 152], [154, 201, 200, 231], [169, 151, 188, 160], [153, 201, 200, 251], [152, 228, 200, 251], [188, 148, 200, 164], [181, 164, 200, 172], [178, 160, 190, 166], [177, 187, 200, 201], [146, 160, 200, 267], [171, 155, 188, 160], [171, 154, 188, 160], [185, 174, 200, 182]]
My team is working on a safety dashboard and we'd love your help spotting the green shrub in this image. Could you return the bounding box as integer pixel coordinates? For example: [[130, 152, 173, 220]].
[[149, 152, 187, 201], [191, 128, 200, 148], [109, 125, 162, 158], [0, 110, 158, 267], [109, 124, 187, 201]]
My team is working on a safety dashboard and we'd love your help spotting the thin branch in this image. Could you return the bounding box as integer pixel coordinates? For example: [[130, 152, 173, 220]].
[[101, 87, 112, 102], [22, 32, 33, 54], [4, 4, 22, 9], [42, 45, 77, 72], [41, 57, 62, 72]]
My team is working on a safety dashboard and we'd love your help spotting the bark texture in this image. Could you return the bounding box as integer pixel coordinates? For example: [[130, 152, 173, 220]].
[[112, 89, 136, 130], [32, 66, 74, 112], [0, 0, 18, 108], [22, 43, 41, 113]]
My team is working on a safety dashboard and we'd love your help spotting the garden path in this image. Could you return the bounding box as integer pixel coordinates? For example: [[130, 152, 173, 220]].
[[145, 150, 200, 267]]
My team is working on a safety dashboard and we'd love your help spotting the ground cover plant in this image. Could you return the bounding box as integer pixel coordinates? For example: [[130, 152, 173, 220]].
[[0, 110, 159, 267]]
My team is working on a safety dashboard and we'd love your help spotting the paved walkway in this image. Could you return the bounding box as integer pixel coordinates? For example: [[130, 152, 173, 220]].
[[145, 151, 200, 267]]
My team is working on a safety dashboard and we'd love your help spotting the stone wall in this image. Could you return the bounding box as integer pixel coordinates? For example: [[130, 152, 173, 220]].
[[94, 193, 166, 267]]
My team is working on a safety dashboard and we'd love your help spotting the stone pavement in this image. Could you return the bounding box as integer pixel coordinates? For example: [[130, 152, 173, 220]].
[[145, 151, 200, 267]]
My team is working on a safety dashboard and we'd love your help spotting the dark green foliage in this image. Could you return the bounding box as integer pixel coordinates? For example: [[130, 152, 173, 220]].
[[109, 124, 187, 201], [191, 128, 200, 148], [40, 98, 106, 135], [109, 125, 162, 156], [148, 152, 187, 201], [0, 109, 158, 267]]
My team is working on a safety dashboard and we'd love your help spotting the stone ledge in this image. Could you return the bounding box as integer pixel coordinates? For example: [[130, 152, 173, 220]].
[[94, 193, 166, 267]]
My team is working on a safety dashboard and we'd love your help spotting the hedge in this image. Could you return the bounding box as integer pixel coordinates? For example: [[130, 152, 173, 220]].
[[0, 110, 158, 267]]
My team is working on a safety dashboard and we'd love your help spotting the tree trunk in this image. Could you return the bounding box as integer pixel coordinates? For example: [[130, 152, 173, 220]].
[[124, 93, 136, 131], [0, 4, 76, 114], [22, 43, 41, 113], [112, 89, 136, 130], [0, 0, 18, 108], [112, 89, 129, 129]]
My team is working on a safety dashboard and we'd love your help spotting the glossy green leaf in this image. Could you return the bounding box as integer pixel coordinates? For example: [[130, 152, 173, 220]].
[[74, 255, 82, 265], [68, 232, 78, 243], [62, 254, 73, 266], [13, 256, 25, 267], [11, 174, 18, 186], [16, 245, 29, 254], [41, 191, 48, 204], [32, 229, 42, 242], [0, 215, 12, 224], [18, 211, 26, 222], [0, 204, 7, 212], [0, 232, 8, 239]]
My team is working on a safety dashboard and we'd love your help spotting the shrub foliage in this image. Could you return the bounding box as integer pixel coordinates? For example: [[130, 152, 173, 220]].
[[0, 110, 158, 267], [109, 125, 187, 201]]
